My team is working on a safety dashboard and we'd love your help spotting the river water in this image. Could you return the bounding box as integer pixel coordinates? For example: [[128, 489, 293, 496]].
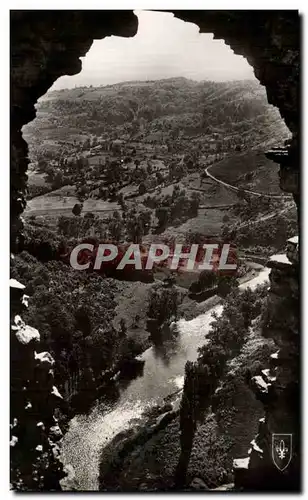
[[60, 267, 270, 491]]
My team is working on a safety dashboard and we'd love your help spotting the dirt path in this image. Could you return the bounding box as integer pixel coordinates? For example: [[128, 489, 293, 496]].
[[237, 204, 293, 230], [204, 164, 292, 200]]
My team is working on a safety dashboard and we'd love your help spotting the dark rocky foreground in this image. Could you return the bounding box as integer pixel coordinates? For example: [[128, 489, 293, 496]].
[[10, 276, 66, 490]]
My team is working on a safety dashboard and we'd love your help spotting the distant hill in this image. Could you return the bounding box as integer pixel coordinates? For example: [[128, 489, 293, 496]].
[[24, 77, 290, 158]]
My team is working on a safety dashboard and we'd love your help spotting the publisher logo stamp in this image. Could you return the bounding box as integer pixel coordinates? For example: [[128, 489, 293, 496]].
[[272, 434, 292, 471]]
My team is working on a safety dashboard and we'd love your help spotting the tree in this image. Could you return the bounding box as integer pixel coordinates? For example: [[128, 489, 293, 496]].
[[190, 191, 200, 216], [236, 188, 247, 202], [156, 171, 164, 185], [217, 274, 239, 297], [117, 192, 126, 211], [37, 158, 48, 173], [138, 182, 147, 196], [77, 185, 87, 202], [107, 211, 123, 242], [146, 162, 153, 175], [72, 203, 83, 217], [58, 216, 71, 236], [138, 209, 151, 235], [51, 171, 64, 190], [147, 284, 180, 327], [175, 361, 198, 488], [155, 207, 169, 230], [199, 270, 216, 290], [82, 138, 91, 150]]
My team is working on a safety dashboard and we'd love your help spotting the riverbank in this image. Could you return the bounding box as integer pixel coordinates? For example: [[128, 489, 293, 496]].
[[178, 265, 261, 322], [98, 283, 275, 491], [58, 277, 219, 429], [60, 267, 270, 491]]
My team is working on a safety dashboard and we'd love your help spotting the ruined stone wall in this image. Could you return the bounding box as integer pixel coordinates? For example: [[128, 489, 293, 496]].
[[10, 10, 300, 491]]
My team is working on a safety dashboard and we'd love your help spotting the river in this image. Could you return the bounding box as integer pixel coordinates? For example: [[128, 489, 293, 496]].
[[60, 267, 270, 491]]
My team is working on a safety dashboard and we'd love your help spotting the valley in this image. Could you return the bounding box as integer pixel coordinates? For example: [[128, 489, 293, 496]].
[[15, 76, 298, 491]]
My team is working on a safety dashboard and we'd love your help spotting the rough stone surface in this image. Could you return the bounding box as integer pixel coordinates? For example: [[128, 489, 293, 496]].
[[234, 236, 300, 491], [189, 477, 210, 490], [12, 315, 40, 345], [10, 280, 66, 491], [34, 351, 55, 368]]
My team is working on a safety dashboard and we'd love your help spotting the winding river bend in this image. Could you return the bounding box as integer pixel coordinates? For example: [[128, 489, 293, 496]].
[[61, 268, 270, 491]]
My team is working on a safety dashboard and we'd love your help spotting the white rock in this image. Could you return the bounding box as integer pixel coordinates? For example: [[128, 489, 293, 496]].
[[10, 436, 18, 447], [9, 279, 25, 290], [50, 425, 63, 440], [16, 325, 40, 345], [233, 457, 250, 469], [22, 294, 30, 307], [287, 235, 298, 245], [250, 439, 263, 454], [51, 386, 63, 400], [271, 351, 279, 360], [11, 315, 24, 330], [12, 316, 40, 344], [269, 253, 292, 265], [253, 375, 269, 392], [10, 418, 18, 428], [34, 351, 55, 367]]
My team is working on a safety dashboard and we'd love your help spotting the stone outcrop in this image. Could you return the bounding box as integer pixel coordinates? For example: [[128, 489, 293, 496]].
[[266, 146, 300, 216], [10, 276, 66, 490], [189, 477, 210, 490], [233, 241, 299, 491], [232, 82, 299, 489]]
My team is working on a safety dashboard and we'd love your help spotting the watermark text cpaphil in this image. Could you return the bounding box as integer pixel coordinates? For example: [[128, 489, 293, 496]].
[[69, 242, 238, 272]]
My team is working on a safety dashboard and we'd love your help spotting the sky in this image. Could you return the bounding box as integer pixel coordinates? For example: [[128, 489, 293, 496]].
[[51, 10, 255, 90]]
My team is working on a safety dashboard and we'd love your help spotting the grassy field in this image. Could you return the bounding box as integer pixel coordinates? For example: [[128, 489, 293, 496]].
[[27, 169, 49, 187], [25, 185, 120, 217], [210, 151, 281, 195], [25, 167, 237, 239], [112, 281, 154, 349], [153, 208, 230, 241]]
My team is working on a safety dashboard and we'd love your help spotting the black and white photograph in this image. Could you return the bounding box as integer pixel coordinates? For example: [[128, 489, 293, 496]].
[[9, 8, 300, 492]]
